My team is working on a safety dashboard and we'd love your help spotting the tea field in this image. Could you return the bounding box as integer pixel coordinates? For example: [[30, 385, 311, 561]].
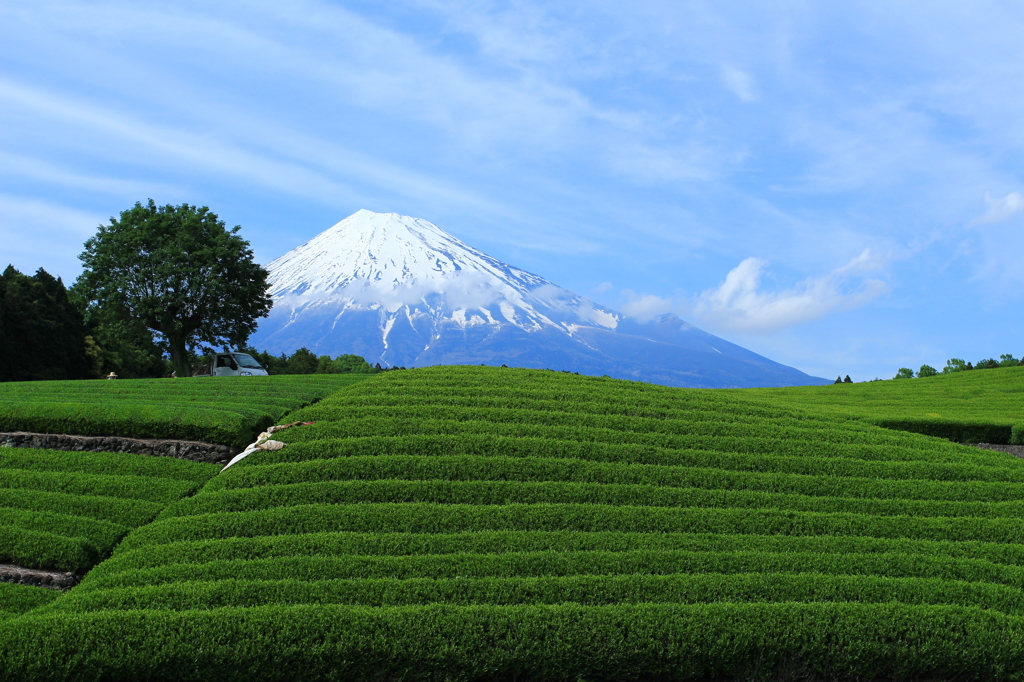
[[3, 366, 1024, 680], [735, 365, 1024, 444], [0, 374, 372, 447], [0, 449, 218, 576]]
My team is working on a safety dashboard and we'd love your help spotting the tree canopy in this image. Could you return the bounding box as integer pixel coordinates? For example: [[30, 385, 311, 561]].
[[0, 266, 91, 381], [77, 200, 272, 378]]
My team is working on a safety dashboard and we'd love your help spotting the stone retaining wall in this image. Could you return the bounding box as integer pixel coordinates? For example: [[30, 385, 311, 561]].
[[0, 432, 237, 464], [0, 564, 81, 590]]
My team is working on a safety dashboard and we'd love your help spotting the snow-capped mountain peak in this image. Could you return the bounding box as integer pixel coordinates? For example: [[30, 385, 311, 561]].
[[265, 210, 619, 333], [250, 210, 828, 388]]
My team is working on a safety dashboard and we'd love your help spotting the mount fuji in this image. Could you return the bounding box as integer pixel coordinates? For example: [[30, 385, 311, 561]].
[[249, 210, 828, 388]]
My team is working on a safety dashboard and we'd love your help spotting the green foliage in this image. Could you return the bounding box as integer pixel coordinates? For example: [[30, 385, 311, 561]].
[[894, 367, 914, 379], [2, 603, 1024, 681], [76, 200, 272, 378], [0, 266, 91, 382], [71, 288, 168, 379], [917, 364, 938, 377], [283, 347, 317, 374], [1000, 354, 1020, 367], [5, 365, 1024, 679], [738, 365, 1024, 444], [0, 374, 371, 447], [0, 584, 61, 621], [0, 448, 217, 573], [314, 353, 375, 374], [237, 347, 376, 376], [943, 358, 968, 373]]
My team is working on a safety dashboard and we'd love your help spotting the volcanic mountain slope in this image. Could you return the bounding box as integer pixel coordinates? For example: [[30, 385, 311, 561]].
[[250, 210, 827, 388]]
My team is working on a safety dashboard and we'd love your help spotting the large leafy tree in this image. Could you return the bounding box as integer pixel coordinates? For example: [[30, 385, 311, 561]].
[[77, 200, 272, 378]]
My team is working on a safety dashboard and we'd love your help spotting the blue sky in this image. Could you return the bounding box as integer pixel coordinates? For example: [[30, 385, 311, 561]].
[[3, 1, 1022, 382]]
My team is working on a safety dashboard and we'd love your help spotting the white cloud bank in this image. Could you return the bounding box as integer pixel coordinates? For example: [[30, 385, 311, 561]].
[[971, 192, 1024, 226], [621, 250, 889, 333]]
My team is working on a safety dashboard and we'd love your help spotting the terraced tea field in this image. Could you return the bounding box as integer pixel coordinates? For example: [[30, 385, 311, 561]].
[[3, 366, 1024, 680], [0, 374, 372, 447], [736, 365, 1024, 444], [0, 449, 218, 578]]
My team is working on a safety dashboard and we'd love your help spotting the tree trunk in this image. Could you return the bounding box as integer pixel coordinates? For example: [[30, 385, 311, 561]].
[[167, 334, 191, 378]]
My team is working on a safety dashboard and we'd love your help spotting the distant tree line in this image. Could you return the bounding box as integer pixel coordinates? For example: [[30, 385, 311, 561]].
[[0, 263, 184, 381], [893, 354, 1023, 380], [239, 347, 381, 375], [1, 264, 381, 381]]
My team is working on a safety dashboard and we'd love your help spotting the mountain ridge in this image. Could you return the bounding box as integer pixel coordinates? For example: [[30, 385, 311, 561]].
[[250, 210, 829, 388]]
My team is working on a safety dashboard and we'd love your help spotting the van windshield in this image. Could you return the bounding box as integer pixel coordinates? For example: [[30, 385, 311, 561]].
[[232, 353, 264, 369]]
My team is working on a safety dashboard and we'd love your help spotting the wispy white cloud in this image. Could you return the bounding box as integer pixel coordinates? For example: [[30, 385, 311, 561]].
[[971, 192, 1024, 226], [621, 250, 889, 333], [0, 152, 181, 197], [0, 194, 104, 278], [720, 65, 756, 102]]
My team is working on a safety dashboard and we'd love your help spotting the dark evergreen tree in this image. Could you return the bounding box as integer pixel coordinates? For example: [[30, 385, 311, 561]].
[[286, 347, 319, 374], [843, 375, 853, 383], [0, 266, 90, 382], [834, 376, 842, 384]]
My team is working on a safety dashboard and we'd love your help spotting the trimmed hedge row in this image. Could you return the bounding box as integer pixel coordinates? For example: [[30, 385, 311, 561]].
[[87, 531, 1024, 579], [0, 448, 226, 480], [0, 374, 371, 447], [117, 502, 1024, 550], [160, 478, 1024, 521], [737, 365, 1024, 444], [207, 453, 1024, 503], [248, 435, 1024, 483], [286, 404, 926, 446], [0, 448, 219, 573], [875, 418, 1014, 445], [0, 584, 62, 621], [0, 468, 200, 504], [0, 526, 97, 574], [44, 572, 1024, 614], [0, 489, 161, 526], [0, 402, 264, 449], [275, 417, 1009, 466], [0, 466, 203, 503], [0, 508, 127, 550], [79, 549, 1024, 591], [1, 602, 1022, 681]]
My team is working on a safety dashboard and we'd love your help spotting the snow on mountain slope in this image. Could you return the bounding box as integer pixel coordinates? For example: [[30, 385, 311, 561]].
[[251, 210, 828, 388], [266, 209, 617, 338]]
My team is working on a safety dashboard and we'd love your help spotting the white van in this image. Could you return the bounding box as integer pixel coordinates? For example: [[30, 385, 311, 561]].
[[194, 353, 269, 377]]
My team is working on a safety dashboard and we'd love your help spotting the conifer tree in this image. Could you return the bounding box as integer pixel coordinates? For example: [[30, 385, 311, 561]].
[[0, 266, 90, 381]]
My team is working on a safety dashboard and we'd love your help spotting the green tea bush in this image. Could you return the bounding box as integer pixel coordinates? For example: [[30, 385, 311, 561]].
[[0, 584, 62, 621], [0, 374, 370, 447], [6, 365, 1024, 680], [0, 449, 218, 573], [737, 365, 1024, 444], [2, 603, 1023, 681]]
